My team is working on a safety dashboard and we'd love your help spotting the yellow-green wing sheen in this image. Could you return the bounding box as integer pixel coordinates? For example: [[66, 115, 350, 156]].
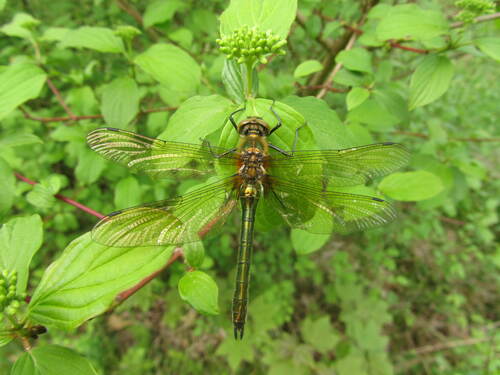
[[92, 178, 238, 247], [87, 128, 236, 179], [266, 177, 397, 234], [269, 143, 410, 187]]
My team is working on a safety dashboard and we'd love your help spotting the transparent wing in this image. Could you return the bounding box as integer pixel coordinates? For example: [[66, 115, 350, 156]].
[[263, 177, 397, 234], [269, 143, 410, 187], [87, 127, 237, 179], [92, 178, 238, 247]]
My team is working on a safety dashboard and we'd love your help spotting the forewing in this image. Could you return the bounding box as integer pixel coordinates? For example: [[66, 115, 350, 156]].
[[265, 177, 397, 234], [87, 128, 236, 178], [92, 178, 238, 247], [269, 143, 410, 187]]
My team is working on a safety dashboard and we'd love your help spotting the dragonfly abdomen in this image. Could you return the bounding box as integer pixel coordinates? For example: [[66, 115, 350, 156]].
[[232, 195, 258, 339]]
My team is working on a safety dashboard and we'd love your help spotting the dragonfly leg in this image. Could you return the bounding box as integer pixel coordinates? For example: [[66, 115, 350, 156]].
[[268, 122, 307, 156], [201, 138, 237, 158], [268, 100, 282, 135], [290, 122, 308, 154], [229, 106, 246, 131], [269, 143, 292, 156]]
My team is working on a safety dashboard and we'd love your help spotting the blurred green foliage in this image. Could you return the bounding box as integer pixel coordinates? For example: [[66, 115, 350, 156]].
[[0, 0, 499, 374]]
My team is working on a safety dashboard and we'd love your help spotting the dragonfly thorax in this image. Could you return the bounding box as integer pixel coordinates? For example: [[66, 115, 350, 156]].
[[238, 147, 266, 184]]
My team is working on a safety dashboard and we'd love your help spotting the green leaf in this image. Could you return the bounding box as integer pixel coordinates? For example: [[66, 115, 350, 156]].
[[346, 87, 370, 110], [26, 175, 65, 210], [134, 44, 201, 93], [0, 214, 43, 293], [376, 4, 449, 42], [61, 26, 124, 53], [474, 37, 500, 62], [169, 28, 193, 49], [114, 176, 142, 209], [368, 4, 391, 19], [379, 171, 444, 201], [216, 336, 254, 371], [66, 86, 99, 114], [347, 99, 399, 131], [222, 59, 245, 103], [336, 352, 367, 375], [178, 270, 219, 315], [372, 86, 409, 124], [0, 13, 39, 40], [281, 95, 353, 149], [294, 60, 323, 78], [184, 241, 205, 269], [11, 345, 98, 375], [143, 0, 185, 28], [0, 133, 42, 147], [301, 316, 340, 352], [101, 77, 140, 128], [336, 48, 373, 74], [160, 95, 234, 143], [0, 0, 6, 11], [427, 120, 447, 144], [0, 329, 13, 348], [51, 126, 85, 143], [0, 63, 46, 120], [42, 174, 66, 194], [334, 69, 366, 87], [0, 157, 15, 217], [76, 148, 106, 185], [40, 27, 70, 42], [26, 184, 56, 209], [220, 0, 297, 39], [409, 55, 454, 110], [28, 233, 174, 329], [291, 229, 330, 255]]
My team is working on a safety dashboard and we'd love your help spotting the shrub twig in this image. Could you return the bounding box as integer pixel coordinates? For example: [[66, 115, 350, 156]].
[[14, 173, 105, 219]]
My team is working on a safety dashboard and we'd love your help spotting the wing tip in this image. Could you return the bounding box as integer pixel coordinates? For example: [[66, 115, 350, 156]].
[[107, 209, 123, 217]]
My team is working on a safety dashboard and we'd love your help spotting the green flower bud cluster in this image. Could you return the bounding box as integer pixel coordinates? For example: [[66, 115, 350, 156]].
[[0, 270, 24, 316], [114, 25, 142, 40], [454, 0, 495, 25], [216, 25, 287, 65]]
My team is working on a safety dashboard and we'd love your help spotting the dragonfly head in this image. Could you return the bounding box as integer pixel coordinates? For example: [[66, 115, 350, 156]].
[[238, 117, 270, 138]]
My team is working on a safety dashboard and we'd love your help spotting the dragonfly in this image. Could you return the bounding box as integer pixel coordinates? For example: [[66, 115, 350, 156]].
[[86, 104, 410, 339]]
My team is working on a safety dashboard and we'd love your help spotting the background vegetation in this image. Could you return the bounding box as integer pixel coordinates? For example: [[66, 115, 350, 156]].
[[0, 0, 499, 374]]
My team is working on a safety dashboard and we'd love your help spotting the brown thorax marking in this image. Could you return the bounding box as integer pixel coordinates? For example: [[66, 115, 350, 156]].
[[238, 146, 266, 181], [238, 147, 266, 199]]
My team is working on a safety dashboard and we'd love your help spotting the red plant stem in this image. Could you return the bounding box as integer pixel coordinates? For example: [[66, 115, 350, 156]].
[[342, 24, 428, 54], [388, 42, 428, 54], [294, 82, 348, 93], [17, 172, 183, 309], [440, 216, 466, 226], [45, 78, 76, 119], [14, 173, 105, 219], [113, 247, 184, 306], [139, 106, 177, 114], [451, 11, 500, 28], [20, 106, 177, 123]]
